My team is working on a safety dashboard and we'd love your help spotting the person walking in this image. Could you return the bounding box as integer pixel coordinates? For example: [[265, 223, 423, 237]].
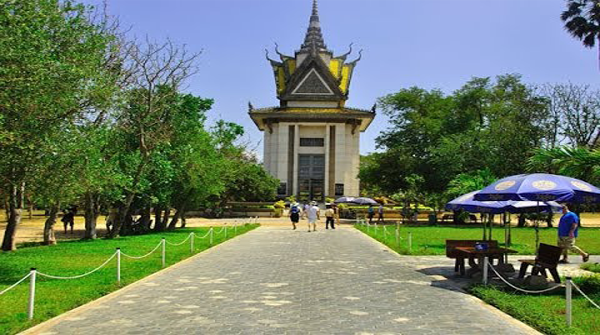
[[307, 201, 320, 232], [558, 204, 590, 263], [289, 202, 301, 230], [325, 204, 335, 229], [367, 204, 375, 224], [61, 208, 76, 234], [333, 203, 340, 226], [377, 203, 384, 223]]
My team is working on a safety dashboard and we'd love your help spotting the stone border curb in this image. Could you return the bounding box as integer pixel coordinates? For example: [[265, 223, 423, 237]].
[[19, 226, 259, 335]]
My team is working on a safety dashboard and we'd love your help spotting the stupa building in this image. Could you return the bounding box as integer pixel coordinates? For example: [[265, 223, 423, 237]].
[[249, 0, 374, 201]]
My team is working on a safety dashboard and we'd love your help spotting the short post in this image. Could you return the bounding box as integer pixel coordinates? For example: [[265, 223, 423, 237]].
[[28, 268, 36, 320], [234, 222, 237, 235], [116, 248, 121, 285], [408, 232, 412, 253], [395, 223, 400, 249], [225, 226, 228, 239], [161, 238, 166, 268], [482, 256, 489, 285], [566, 276, 573, 327], [190, 233, 194, 253], [210, 227, 214, 246]]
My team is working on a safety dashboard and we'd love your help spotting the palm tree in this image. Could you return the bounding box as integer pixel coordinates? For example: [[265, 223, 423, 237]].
[[529, 146, 600, 185], [561, 0, 600, 69]]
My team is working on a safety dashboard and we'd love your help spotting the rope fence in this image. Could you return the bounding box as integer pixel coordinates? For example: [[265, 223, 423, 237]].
[[0, 219, 257, 320], [481, 258, 599, 327]]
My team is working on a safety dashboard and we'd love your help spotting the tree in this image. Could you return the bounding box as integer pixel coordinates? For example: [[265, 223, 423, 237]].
[[0, 0, 122, 250], [361, 74, 550, 200], [108, 40, 200, 238], [541, 83, 600, 147], [561, 0, 600, 69]]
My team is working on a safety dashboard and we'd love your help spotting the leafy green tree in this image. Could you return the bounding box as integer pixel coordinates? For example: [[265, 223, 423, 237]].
[[561, 0, 600, 68], [0, 0, 122, 250], [445, 168, 497, 200], [361, 75, 550, 201], [108, 40, 200, 238]]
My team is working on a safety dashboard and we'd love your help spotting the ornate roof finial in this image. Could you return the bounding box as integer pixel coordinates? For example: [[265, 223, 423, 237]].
[[300, 0, 327, 52]]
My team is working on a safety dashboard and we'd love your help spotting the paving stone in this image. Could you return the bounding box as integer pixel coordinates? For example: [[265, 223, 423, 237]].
[[34, 227, 538, 334]]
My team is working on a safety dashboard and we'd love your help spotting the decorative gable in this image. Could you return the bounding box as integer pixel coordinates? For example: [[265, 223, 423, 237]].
[[292, 69, 334, 95]]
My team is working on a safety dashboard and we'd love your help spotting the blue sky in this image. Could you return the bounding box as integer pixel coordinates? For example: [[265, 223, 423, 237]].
[[87, 0, 598, 157]]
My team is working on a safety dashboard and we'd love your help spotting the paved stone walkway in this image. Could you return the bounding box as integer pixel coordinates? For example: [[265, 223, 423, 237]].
[[31, 227, 538, 335]]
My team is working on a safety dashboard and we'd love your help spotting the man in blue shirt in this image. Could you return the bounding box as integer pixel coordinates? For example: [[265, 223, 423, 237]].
[[558, 204, 590, 264]]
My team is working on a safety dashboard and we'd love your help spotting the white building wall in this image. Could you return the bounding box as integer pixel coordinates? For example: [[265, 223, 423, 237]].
[[268, 123, 279, 178], [276, 123, 289, 183]]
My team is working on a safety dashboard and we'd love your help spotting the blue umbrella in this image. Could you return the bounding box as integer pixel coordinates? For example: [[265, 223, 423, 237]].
[[446, 191, 562, 214], [334, 197, 355, 204], [446, 190, 562, 243], [473, 173, 600, 203], [351, 197, 379, 205]]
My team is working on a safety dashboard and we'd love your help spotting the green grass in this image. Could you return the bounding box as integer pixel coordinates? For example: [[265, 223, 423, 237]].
[[355, 224, 600, 255], [582, 262, 600, 274], [469, 284, 600, 335], [0, 224, 258, 335]]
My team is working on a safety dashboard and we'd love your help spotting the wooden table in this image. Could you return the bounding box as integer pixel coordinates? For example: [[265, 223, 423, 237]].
[[455, 246, 518, 277]]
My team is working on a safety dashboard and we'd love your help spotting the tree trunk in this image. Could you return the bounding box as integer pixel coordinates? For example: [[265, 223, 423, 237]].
[[181, 211, 187, 228], [168, 200, 187, 230], [28, 196, 33, 219], [162, 208, 171, 229], [109, 160, 146, 238], [1, 183, 24, 251], [517, 214, 526, 227], [43, 203, 60, 245], [154, 206, 164, 231], [140, 207, 152, 230], [3, 197, 9, 222], [83, 192, 98, 239]]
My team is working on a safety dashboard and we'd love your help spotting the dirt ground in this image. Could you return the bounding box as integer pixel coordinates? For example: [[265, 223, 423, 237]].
[[2, 210, 600, 245]]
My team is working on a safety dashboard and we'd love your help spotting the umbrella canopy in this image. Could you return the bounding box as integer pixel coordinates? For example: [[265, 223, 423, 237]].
[[446, 191, 562, 214], [473, 173, 600, 203], [334, 197, 356, 204], [351, 197, 379, 205]]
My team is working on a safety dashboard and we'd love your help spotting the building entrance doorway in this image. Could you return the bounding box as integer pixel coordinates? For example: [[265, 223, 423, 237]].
[[298, 154, 325, 202]]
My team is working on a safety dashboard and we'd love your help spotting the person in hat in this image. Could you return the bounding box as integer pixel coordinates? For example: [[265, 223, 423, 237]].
[[306, 201, 320, 232], [289, 202, 301, 230], [558, 204, 590, 263]]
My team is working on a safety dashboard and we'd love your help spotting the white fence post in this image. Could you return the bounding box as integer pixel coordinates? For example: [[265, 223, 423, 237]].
[[395, 223, 400, 248], [116, 248, 121, 285], [224, 226, 228, 239], [483, 257, 489, 285], [234, 222, 237, 235], [210, 227, 214, 246], [190, 233, 194, 253], [566, 276, 573, 327], [161, 238, 166, 268], [28, 268, 36, 320]]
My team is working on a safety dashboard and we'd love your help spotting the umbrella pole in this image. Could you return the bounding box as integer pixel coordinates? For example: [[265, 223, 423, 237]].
[[504, 212, 508, 263], [482, 213, 486, 240], [508, 213, 512, 247], [489, 214, 493, 241], [535, 201, 540, 252]]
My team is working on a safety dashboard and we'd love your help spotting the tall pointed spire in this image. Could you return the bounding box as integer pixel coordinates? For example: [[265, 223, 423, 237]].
[[300, 0, 327, 52]]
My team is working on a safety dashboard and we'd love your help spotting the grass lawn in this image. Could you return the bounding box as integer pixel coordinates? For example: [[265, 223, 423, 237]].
[[469, 284, 600, 335], [582, 262, 600, 274], [355, 224, 600, 255], [0, 224, 258, 335]]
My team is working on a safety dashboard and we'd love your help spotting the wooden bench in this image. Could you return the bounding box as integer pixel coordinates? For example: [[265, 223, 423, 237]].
[[518, 243, 562, 283], [446, 240, 498, 275]]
